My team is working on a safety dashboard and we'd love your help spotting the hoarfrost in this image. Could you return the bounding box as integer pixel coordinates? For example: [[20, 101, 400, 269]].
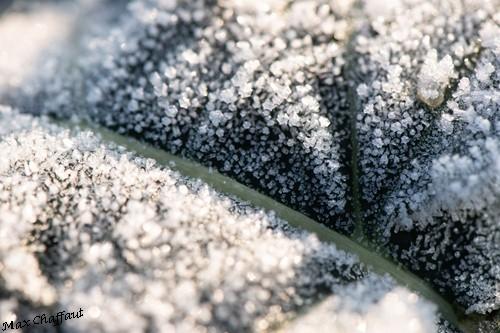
[[1, 0, 499, 328], [0, 108, 441, 332]]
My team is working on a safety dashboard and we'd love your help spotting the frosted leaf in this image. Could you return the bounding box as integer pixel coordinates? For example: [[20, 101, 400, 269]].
[[351, 0, 499, 313], [1, 0, 499, 328], [31, 0, 355, 231], [0, 108, 440, 333], [367, 14, 500, 312]]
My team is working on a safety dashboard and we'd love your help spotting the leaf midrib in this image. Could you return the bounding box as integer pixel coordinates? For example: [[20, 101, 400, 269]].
[[57, 118, 470, 332]]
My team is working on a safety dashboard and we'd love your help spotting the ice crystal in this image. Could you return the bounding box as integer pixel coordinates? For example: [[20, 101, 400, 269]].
[[417, 51, 456, 108]]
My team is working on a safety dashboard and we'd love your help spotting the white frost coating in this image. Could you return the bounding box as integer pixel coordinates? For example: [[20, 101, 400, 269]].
[[0, 6, 72, 91], [417, 50, 456, 108], [480, 20, 500, 55], [0, 108, 443, 332], [352, 0, 486, 210], [353, 0, 499, 314], [1, 0, 499, 326], [286, 274, 437, 333], [0, 107, 58, 307], [0, 299, 17, 326], [16, 0, 356, 230], [375, 2, 500, 312], [363, 0, 403, 19]]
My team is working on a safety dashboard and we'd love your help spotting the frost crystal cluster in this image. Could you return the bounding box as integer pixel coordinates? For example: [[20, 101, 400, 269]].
[[17, 0, 357, 231], [0, 107, 439, 332], [0, 0, 499, 331], [350, 0, 500, 313]]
